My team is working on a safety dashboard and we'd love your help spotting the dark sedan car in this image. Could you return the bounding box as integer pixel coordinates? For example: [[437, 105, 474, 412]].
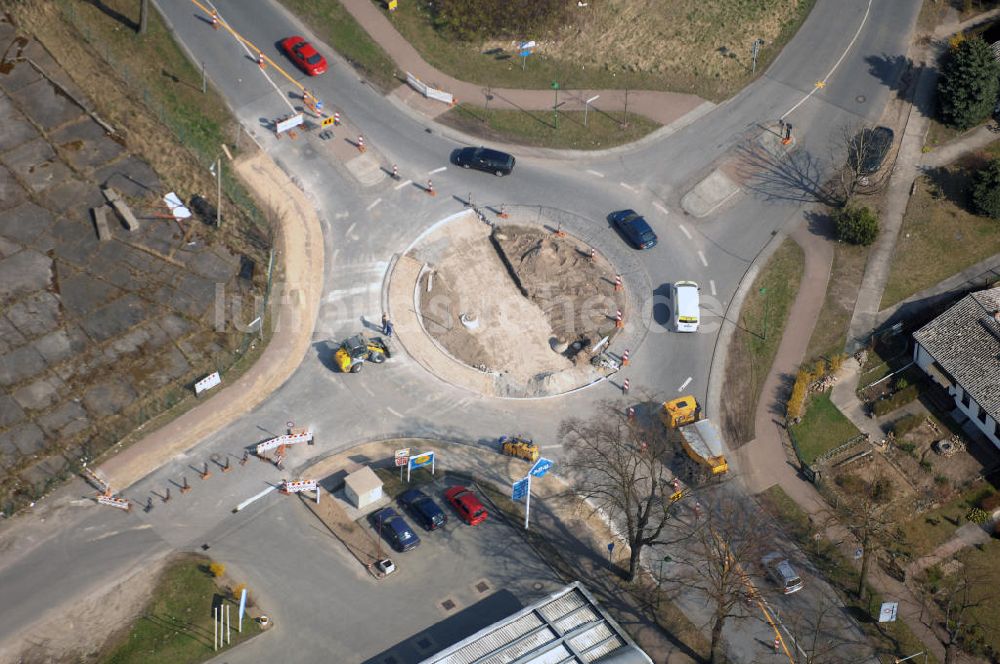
[[372, 507, 421, 552], [849, 126, 894, 175], [281, 36, 327, 76], [609, 209, 657, 249], [398, 488, 447, 531], [454, 147, 515, 176]]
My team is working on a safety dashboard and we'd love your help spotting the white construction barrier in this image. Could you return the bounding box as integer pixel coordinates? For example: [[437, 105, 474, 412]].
[[281, 479, 317, 494], [97, 495, 131, 511], [195, 371, 222, 395], [405, 72, 453, 106], [275, 113, 304, 134], [256, 431, 313, 456]]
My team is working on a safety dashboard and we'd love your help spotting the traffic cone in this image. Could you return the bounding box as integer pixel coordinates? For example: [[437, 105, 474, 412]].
[[774, 637, 780, 654], [427, 179, 435, 196], [614, 274, 623, 292], [334, 112, 341, 126], [222, 457, 231, 472], [257, 52, 265, 70], [621, 349, 630, 366], [357, 136, 365, 153], [392, 164, 399, 179], [555, 223, 566, 238], [211, 10, 219, 29], [181, 477, 191, 493], [615, 310, 624, 329], [622, 378, 630, 394], [200, 463, 212, 480], [499, 204, 508, 219], [627, 406, 636, 420], [589, 248, 596, 262]]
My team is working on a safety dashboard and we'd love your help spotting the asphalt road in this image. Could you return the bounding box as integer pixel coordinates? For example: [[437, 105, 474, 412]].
[[0, 0, 923, 661]]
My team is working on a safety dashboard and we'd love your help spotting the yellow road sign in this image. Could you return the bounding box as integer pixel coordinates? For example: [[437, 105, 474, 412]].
[[321, 116, 335, 128]]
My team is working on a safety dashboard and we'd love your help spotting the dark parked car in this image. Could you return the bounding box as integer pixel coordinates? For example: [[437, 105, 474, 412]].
[[398, 488, 447, 531], [372, 507, 421, 552], [849, 126, 894, 175], [444, 486, 488, 526], [454, 147, 515, 176], [609, 209, 658, 249]]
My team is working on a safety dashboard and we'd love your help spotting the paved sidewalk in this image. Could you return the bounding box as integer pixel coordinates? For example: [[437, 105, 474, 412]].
[[829, 357, 884, 442], [338, 0, 710, 127], [906, 522, 990, 579]]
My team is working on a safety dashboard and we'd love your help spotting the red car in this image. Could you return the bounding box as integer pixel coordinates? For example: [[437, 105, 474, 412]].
[[281, 36, 327, 76], [444, 486, 488, 526]]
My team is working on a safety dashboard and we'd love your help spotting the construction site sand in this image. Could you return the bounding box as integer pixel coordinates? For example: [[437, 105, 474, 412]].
[[416, 215, 570, 384], [412, 215, 624, 389]]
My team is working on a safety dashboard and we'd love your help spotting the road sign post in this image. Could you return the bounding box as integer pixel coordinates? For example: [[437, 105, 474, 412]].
[[584, 94, 599, 127], [395, 448, 410, 480], [512, 476, 531, 529]]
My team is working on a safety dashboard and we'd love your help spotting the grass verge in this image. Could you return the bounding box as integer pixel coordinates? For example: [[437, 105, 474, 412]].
[[278, 0, 398, 91], [101, 555, 261, 664], [805, 242, 870, 361], [374, 0, 816, 102], [882, 160, 1000, 308], [439, 104, 660, 150], [897, 482, 994, 558], [720, 238, 806, 444], [954, 539, 1000, 658], [757, 485, 939, 664], [789, 392, 861, 465]]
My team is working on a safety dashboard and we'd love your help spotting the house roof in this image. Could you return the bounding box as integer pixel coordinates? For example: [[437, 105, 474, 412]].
[[344, 466, 382, 494], [420, 582, 652, 664], [913, 286, 1000, 421]]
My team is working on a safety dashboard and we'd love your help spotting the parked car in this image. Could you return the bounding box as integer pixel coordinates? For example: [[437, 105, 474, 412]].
[[444, 486, 488, 526], [372, 507, 421, 552], [672, 281, 701, 332], [849, 126, 894, 175], [398, 488, 448, 531], [608, 209, 657, 249], [281, 36, 328, 76], [761, 551, 804, 594], [454, 147, 515, 176]]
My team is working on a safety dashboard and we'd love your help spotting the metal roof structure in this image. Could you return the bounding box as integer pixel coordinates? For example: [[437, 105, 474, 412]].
[[420, 582, 652, 664]]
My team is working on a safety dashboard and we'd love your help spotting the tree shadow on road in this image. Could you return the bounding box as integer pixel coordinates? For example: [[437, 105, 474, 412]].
[[735, 141, 839, 207]]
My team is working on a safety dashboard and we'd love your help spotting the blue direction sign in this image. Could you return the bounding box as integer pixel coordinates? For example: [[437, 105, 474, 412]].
[[512, 477, 529, 502], [530, 457, 554, 478]]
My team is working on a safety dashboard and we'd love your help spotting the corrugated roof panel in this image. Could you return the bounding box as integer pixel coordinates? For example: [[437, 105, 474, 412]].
[[522, 644, 574, 664], [568, 621, 616, 654], [481, 628, 560, 664], [538, 588, 587, 624], [553, 606, 599, 634], [438, 613, 545, 664], [581, 637, 627, 662]]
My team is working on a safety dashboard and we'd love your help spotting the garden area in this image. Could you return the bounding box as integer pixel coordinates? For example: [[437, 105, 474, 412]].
[[789, 391, 860, 465]]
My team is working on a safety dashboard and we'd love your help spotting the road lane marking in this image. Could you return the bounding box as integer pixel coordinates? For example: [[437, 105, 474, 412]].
[[678, 224, 692, 240], [619, 182, 638, 193], [334, 211, 349, 219], [366, 198, 382, 211], [586, 169, 605, 178], [234, 485, 277, 512], [710, 279, 717, 296], [345, 222, 356, 236], [394, 178, 412, 190], [429, 166, 447, 174], [698, 251, 708, 267], [387, 407, 403, 418], [678, 376, 692, 392], [653, 202, 669, 215]]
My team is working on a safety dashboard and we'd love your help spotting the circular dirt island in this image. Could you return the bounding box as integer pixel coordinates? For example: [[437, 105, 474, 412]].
[[387, 208, 649, 397]]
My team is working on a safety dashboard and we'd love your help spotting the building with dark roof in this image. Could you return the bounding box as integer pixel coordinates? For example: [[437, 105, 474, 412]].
[[420, 582, 652, 664], [912, 286, 1000, 448]]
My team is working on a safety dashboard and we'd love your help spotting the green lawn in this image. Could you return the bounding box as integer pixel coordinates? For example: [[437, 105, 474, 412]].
[[956, 539, 1000, 658], [102, 556, 260, 664], [720, 238, 806, 443], [882, 162, 1000, 308], [898, 483, 994, 558], [789, 392, 861, 465], [279, 0, 398, 91], [805, 241, 870, 361], [439, 105, 659, 150], [373, 0, 815, 102]]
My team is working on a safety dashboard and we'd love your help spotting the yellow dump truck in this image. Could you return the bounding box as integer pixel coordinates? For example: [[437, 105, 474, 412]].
[[660, 396, 728, 477], [499, 435, 540, 463]]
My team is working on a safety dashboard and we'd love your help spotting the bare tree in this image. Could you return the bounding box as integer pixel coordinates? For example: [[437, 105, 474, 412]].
[[831, 122, 892, 204], [560, 403, 682, 582], [834, 472, 895, 598], [667, 492, 770, 664], [923, 561, 988, 664], [782, 596, 872, 664]]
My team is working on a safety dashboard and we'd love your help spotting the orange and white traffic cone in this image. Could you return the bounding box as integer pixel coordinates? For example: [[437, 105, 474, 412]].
[[333, 112, 341, 126], [357, 135, 366, 153], [257, 52, 266, 70], [614, 274, 623, 292], [211, 10, 219, 29], [499, 204, 508, 219], [627, 406, 636, 420], [392, 164, 399, 179], [622, 378, 630, 394], [589, 248, 596, 262], [615, 309, 624, 329], [427, 179, 435, 196], [621, 349, 630, 366]]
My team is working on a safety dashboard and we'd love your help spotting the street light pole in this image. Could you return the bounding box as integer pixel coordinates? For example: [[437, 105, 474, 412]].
[[551, 81, 560, 130], [751, 38, 765, 75], [584, 94, 599, 127]]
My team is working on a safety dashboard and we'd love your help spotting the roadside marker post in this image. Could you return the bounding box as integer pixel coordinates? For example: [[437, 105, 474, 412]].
[[614, 274, 623, 291], [615, 309, 624, 329], [622, 378, 630, 394], [621, 349, 630, 366]]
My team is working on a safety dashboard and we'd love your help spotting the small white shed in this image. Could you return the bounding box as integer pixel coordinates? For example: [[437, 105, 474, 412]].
[[344, 466, 383, 509]]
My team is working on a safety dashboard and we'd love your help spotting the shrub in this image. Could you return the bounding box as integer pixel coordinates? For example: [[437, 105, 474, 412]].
[[209, 562, 226, 578], [828, 354, 845, 374], [787, 369, 811, 420], [981, 492, 1000, 512], [813, 358, 827, 378], [934, 475, 950, 486], [833, 205, 880, 246], [937, 36, 1000, 130], [871, 476, 894, 503], [972, 158, 1000, 219], [895, 376, 909, 391], [432, 0, 567, 40], [892, 413, 924, 438], [966, 506, 989, 524], [897, 441, 917, 455], [232, 582, 247, 601], [873, 384, 920, 416]]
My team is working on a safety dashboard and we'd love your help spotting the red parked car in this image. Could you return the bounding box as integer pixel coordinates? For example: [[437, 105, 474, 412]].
[[280, 36, 327, 76], [444, 486, 488, 526]]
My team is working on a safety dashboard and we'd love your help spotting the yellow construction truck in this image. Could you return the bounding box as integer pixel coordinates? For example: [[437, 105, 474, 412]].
[[660, 396, 729, 478], [499, 435, 540, 462], [334, 334, 390, 373]]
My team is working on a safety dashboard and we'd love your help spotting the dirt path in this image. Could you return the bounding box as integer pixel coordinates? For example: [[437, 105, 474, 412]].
[[98, 152, 325, 490]]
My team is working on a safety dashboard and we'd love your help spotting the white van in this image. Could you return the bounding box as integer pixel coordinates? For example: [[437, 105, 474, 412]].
[[673, 281, 701, 332], [761, 552, 804, 595]]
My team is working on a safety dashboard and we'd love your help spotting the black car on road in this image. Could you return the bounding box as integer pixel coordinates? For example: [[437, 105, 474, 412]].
[[609, 209, 658, 250], [454, 147, 515, 176], [398, 488, 447, 531], [372, 507, 421, 552], [849, 126, 894, 175]]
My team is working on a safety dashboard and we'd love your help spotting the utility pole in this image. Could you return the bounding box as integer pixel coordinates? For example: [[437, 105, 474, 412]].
[[622, 87, 630, 129], [751, 38, 765, 75], [216, 156, 222, 227], [551, 81, 560, 130]]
